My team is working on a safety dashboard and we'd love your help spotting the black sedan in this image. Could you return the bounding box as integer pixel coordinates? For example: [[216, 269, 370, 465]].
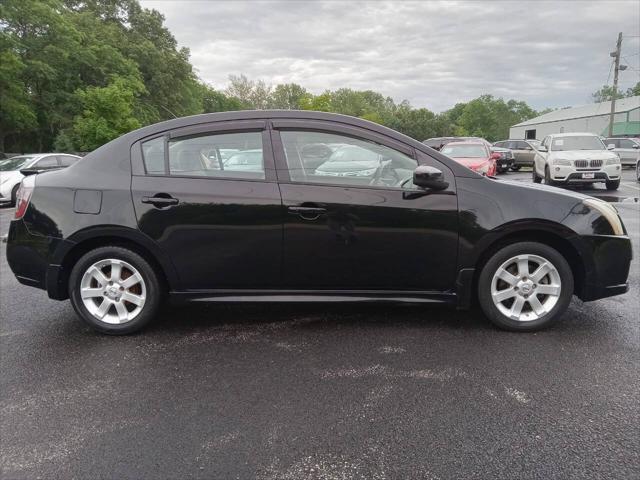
[[6, 111, 632, 334]]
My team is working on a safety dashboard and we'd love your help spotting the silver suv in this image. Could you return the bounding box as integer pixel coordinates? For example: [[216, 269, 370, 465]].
[[604, 137, 640, 167], [493, 139, 540, 170]]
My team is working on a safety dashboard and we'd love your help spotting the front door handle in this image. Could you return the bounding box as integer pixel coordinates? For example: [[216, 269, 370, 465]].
[[287, 206, 327, 221], [142, 195, 179, 208]]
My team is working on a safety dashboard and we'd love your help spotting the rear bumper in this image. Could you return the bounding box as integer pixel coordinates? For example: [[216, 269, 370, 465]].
[[6, 219, 70, 300]]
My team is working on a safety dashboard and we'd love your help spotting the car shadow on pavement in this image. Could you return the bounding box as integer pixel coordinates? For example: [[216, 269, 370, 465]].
[[142, 301, 497, 336]]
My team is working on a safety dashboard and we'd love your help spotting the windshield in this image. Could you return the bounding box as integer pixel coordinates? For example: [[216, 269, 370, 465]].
[[551, 136, 604, 151], [328, 145, 379, 163], [0, 156, 36, 171], [441, 144, 487, 158]]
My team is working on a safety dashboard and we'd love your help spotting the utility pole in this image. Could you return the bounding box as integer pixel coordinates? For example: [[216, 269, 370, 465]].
[[608, 32, 623, 137]]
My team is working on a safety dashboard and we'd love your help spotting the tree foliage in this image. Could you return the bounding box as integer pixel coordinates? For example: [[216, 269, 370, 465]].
[[592, 81, 640, 103]]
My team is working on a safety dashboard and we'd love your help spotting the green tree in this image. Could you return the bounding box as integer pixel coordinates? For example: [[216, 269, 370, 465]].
[[62, 75, 145, 151], [591, 82, 639, 103], [269, 83, 308, 109], [0, 46, 37, 152], [200, 84, 244, 113]]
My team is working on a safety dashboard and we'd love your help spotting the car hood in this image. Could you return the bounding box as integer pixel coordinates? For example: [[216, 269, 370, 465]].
[[0, 170, 23, 183], [316, 160, 378, 172], [549, 150, 617, 160], [496, 178, 591, 201], [451, 157, 489, 167]]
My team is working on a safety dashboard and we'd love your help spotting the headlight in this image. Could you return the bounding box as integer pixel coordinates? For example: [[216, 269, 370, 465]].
[[606, 156, 620, 165], [583, 198, 625, 235], [552, 158, 571, 166], [475, 162, 490, 174]]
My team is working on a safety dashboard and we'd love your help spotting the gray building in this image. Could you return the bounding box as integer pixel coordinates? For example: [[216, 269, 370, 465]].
[[509, 96, 639, 140]]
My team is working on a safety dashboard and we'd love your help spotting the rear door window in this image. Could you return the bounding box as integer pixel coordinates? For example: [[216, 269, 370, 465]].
[[168, 131, 264, 179], [141, 137, 166, 174]]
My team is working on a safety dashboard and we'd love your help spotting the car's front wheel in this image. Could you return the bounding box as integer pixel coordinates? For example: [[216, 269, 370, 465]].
[[478, 242, 574, 331], [510, 165, 521, 171], [605, 179, 620, 191], [532, 166, 542, 183], [69, 246, 162, 334], [544, 166, 557, 186]]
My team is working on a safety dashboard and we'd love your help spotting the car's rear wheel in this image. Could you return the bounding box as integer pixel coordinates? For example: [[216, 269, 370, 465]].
[[478, 242, 574, 331], [69, 246, 161, 334], [532, 166, 542, 183], [605, 179, 620, 191]]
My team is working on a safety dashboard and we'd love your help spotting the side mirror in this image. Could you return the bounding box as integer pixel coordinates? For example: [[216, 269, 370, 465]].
[[607, 144, 616, 150], [538, 145, 547, 152], [19, 168, 42, 176], [413, 166, 449, 191], [632, 144, 639, 149], [490, 152, 502, 160]]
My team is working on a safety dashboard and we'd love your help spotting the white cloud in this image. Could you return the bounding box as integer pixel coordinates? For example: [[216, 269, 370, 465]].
[[141, 0, 640, 112]]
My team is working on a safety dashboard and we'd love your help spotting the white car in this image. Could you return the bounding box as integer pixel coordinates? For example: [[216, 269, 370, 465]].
[[532, 133, 621, 191], [0, 153, 80, 206]]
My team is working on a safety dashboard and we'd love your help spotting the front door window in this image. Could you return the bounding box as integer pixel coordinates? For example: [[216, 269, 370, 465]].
[[279, 130, 417, 189]]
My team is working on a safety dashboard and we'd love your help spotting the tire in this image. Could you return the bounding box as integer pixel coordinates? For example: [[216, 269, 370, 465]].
[[544, 166, 556, 186], [605, 179, 620, 191], [511, 165, 521, 171], [497, 167, 507, 174], [10, 184, 19, 207], [532, 166, 542, 183], [69, 246, 162, 334], [477, 241, 574, 332]]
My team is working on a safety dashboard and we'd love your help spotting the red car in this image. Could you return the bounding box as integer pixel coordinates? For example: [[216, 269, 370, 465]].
[[440, 141, 499, 176]]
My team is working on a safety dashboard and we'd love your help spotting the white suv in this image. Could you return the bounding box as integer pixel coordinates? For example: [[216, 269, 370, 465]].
[[532, 133, 621, 191]]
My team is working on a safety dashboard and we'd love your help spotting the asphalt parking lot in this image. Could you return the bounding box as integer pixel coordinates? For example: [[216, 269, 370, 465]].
[[1, 169, 638, 479]]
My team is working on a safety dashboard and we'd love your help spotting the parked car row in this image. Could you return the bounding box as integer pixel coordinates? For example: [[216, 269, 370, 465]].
[[0, 153, 81, 205]]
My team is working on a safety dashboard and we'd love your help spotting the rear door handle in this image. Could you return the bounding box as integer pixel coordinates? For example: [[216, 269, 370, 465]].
[[142, 195, 179, 208], [287, 206, 327, 220]]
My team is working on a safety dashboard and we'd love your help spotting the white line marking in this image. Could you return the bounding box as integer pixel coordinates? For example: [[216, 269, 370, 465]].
[[621, 182, 640, 192]]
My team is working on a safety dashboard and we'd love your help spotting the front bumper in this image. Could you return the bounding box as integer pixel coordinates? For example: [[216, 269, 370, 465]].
[[576, 234, 632, 301], [551, 164, 621, 183], [496, 157, 514, 170]]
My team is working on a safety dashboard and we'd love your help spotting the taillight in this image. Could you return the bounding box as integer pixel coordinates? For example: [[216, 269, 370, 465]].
[[14, 176, 35, 220]]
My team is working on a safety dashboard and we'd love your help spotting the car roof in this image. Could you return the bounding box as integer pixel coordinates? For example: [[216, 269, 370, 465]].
[[444, 141, 487, 146], [547, 132, 598, 138]]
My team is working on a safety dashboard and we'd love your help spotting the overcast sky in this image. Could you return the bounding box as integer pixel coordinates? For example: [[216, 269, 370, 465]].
[[141, 0, 640, 112]]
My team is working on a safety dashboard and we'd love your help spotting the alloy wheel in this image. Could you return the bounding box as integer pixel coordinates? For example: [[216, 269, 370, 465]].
[[79, 258, 147, 324], [490, 254, 561, 322]]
